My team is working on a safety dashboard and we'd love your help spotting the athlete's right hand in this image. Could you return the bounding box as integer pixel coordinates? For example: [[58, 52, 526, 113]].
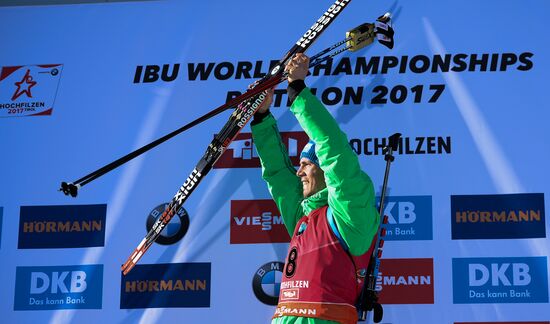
[[257, 88, 274, 113]]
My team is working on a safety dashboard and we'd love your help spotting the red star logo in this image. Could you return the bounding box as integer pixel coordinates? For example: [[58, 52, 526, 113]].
[[11, 69, 37, 101]]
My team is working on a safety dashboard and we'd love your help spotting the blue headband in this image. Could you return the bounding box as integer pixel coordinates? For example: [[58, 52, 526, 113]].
[[300, 140, 319, 167]]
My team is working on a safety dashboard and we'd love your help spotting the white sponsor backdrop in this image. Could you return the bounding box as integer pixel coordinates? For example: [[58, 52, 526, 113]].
[[0, 0, 549, 323]]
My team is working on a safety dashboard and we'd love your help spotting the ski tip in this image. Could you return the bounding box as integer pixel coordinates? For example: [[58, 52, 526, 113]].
[[121, 244, 150, 275], [121, 249, 138, 275], [121, 259, 135, 276]]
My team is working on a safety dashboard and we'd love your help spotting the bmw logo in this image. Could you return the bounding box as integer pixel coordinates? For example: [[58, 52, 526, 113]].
[[146, 203, 190, 245], [252, 261, 284, 305]]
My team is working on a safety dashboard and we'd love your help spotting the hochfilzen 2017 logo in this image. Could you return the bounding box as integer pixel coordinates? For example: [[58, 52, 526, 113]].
[[0, 64, 63, 117]]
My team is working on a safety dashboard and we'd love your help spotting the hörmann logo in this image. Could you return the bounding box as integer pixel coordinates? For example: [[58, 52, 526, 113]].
[[0, 64, 63, 117], [376, 258, 434, 304], [379, 196, 433, 241], [453, 257, 549, 304], [451, 193, 546, 239], [230, 200, 290, 244], [14, 265, 103, 310], [214, 131, 309, 168], [18, 204, 106, 249], [120, 263, 210, 308]]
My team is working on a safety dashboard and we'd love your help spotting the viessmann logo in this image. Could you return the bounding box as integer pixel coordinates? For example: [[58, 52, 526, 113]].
[[451, 193, 546, 240], [0, 64, 63, 117], [120, 263, 211, 309], [376, 258, 434, 304], [213, 131, 310, 169], [230, 200, 290, 244], [453, 257, 549, 304], [18, 204, 107, 249], [14, 264, 103, 310]]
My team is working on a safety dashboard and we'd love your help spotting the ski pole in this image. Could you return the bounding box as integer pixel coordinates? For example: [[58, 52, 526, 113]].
[[357, 132, 401, 323]]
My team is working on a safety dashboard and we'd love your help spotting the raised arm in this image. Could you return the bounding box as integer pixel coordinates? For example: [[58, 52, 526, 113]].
[[251, 90, 303, 235], [287, 54, 379, 256]]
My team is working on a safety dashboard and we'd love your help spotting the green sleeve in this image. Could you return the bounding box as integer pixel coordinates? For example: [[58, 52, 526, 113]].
[[290, 88, 379, 256], [251, 113, 303, 235]]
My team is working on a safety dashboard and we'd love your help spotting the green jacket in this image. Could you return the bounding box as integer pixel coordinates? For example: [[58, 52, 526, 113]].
[[251, 87, 379, 324]]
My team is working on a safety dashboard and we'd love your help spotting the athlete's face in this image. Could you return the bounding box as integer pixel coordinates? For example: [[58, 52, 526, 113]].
[[296, 158, 326, 198]]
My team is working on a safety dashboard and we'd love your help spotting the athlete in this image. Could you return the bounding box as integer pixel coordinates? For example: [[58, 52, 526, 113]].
[[251, 53, 380, 324]]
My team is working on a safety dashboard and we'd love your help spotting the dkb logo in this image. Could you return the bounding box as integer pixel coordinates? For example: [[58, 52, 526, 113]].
[[14, 265, 103, 310], [469, 263, 530, 287], [30, 271, 87, 293], [378, 196, 432, 241], [453, 257, 548, 304]]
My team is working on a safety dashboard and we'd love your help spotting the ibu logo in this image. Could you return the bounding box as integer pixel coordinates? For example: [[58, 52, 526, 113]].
[[453, 257, 548, 304], [133, 64, 179, 83], [378, 196, 433, 241], [14, 265, 103, 310]]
